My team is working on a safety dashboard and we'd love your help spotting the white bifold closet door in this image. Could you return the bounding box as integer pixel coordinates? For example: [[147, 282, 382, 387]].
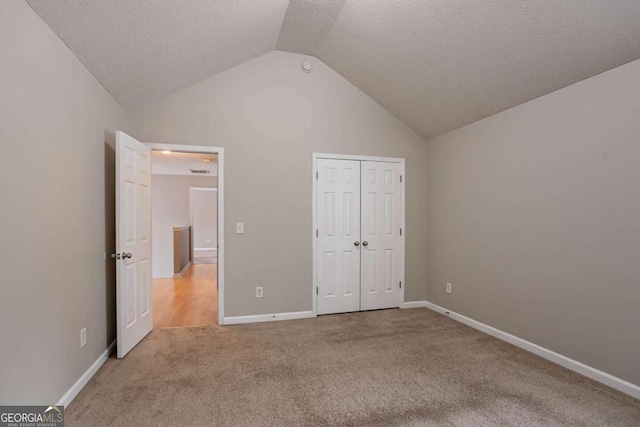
[[317, 158, 402, 315], [317, 159, 362, 315]]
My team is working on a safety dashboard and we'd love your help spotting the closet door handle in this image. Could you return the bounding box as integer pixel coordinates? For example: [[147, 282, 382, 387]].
[[362, 241, 368, 247], [354, 241, 360, 247]]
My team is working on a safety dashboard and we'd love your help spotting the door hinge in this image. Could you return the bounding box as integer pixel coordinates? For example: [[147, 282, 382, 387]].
[[316, 171, 318, 180], [400, 175, 403, 183], [400, 228, 402, 236], [316, 229, 318, 238], [316, 287, 319, 295], [399, 281, 402, 289]]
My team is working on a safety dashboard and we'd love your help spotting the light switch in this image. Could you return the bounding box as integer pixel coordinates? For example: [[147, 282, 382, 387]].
[[236, 222, 245, 234]]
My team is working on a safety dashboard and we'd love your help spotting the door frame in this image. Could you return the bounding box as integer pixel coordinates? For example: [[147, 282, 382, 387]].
[[312, 153, 405, 316], [146, 143, 225, 325]]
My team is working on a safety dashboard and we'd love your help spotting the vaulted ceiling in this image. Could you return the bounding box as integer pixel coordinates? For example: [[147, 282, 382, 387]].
[[26, 0, 640, 139]]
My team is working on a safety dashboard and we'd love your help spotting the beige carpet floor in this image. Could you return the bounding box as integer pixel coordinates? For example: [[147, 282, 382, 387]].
[[67, 309, 640, 426]]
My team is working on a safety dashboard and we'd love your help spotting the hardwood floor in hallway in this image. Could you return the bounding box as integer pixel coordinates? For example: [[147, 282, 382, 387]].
[[152, 264, 217, 328]]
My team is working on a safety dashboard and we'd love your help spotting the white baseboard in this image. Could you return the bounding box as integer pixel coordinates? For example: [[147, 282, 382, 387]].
[[422, 301, 640, 400], [57, 340, 116, 407], [223, 311, 315, 325], [173, 261, 191, 278], [194, 247, 217, 251], [401, 301, 428, 309]]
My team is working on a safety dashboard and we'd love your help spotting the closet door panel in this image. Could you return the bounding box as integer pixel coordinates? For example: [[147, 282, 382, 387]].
[[360, 161, 402, 311], [317, 159, 361, 315]]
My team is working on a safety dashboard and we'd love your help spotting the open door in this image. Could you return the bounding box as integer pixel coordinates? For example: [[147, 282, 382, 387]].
[[116, 131, 153, 358]]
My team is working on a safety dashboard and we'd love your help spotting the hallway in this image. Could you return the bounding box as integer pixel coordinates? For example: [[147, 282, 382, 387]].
[[152, 264, 217, 328]]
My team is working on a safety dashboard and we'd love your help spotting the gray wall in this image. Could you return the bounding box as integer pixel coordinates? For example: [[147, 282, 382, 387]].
[[152, 174, 216, 278], [0, 1, 126, 404], [426, 59, 640, 386], [192, 188, 217, 249], [128, 51, 429, 317]]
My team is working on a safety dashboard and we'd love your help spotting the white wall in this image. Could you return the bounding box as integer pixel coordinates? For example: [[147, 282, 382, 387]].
[[128, 50, 429, 317], [152, 175, 216, 278], [0, 1, 126, 404], [426, 58, 640, 386], [191, 188, 217, 250]]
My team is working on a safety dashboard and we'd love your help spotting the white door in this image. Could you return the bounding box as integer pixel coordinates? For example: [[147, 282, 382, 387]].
[[317, 159, 361, 315], [360, 161, 403, 311], [116, 131, 153, 358]]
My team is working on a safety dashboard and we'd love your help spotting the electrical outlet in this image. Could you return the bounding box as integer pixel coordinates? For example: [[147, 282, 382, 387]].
[[80, 328, 87, 348], [236, 222, 245, 234], [446, 283, 452, 294], [256, 287, 263, 298]]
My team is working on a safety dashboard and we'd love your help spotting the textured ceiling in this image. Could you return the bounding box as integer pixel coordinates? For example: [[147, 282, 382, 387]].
[[25, 0, 290, 110], [27, 0, 640, 139], [278, 0, 640, 139]]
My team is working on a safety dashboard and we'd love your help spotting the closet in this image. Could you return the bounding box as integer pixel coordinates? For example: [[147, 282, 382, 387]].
[[315, 157, 404, 315]]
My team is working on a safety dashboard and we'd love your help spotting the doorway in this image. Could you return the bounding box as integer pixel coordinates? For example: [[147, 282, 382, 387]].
[[114, 132, 225, 358], [312, 154, 405, 316], [149, 152, 218, 328]]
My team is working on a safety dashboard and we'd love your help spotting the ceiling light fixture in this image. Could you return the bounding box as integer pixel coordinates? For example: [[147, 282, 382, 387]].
[[161, 150, 171, 154]]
